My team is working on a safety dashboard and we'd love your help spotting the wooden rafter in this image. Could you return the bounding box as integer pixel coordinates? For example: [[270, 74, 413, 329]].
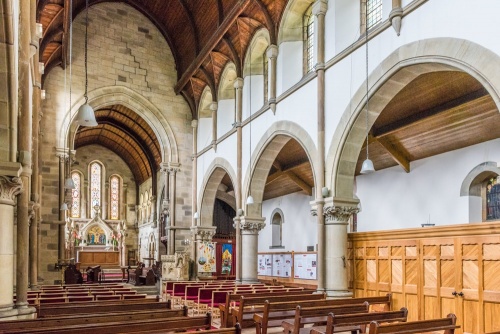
[[376, 137, 410, 173]]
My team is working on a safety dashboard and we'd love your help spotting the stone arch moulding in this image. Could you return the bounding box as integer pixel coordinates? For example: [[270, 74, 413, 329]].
[[243, 120, 318, 217], [278, 0, 315, 44], [326, 38, 500, 199], [59, 85, 179, 164], [460, 161, 500, 197], [198, 158, 237, 227]]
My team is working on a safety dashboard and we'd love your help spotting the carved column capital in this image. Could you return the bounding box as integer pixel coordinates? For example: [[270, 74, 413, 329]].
[[0, 176, 24, 205], [239, 216, 266, 234], [312, 0, 328, 16], [266, 45, 279, 59], [323, 206, 359, 224], [191, 119, 198, 128], [233, 77, 244, 89], [190, 226, 217, 241]]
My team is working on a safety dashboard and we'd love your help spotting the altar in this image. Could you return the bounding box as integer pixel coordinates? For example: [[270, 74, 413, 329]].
[[77, 250, 120, 268]]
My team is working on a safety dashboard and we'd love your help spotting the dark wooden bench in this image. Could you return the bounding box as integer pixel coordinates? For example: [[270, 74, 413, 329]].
[[308, 308, 408, 334], [233, 293, 327, 328], [254, 294, 391, 334], [0, 308, 187, 331], [221, 290, 322, 328], [368, 313, 459, 334], [36, 299, 168, 317], [0, 314, 212, 334]]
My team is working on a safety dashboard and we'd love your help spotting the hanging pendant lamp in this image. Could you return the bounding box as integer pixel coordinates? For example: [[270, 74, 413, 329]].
[[75, 0, 97, 127], [64, 1, 76, 190], [360, 0, 375, 175]]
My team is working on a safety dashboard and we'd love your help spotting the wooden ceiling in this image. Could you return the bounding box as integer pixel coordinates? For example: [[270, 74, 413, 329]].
[[37, 0, 288, 116], [74, 104, 161, 184]]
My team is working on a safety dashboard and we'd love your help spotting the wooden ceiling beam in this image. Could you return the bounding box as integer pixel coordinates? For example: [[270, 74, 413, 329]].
[[376, 137, 410, 173], [178, 0, 200, 54], [174, 0, 251, 94], [61, 0, 70, 69], [285, 171, 312, 196], [266, 159, 310, 186], [373, 88, 489, 137], [253, 0, 276, 43]]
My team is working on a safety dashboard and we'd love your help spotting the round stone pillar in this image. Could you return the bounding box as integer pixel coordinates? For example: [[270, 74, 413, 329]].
[[322, 197, 358, 298], [239, 217, 265, 283], [0, 175, 23, 318]]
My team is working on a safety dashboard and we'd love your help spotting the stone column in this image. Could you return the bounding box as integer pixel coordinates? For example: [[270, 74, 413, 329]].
[[322, 197, 358, 297], [16, 0, 34, 309], [266, 45, 278, 113], [190, 226, 216, 279], [160, 163, 170, 254], [234, 77, 244, 282], [103, 181, 109, 220], [191, 120, 198, 229], [210, 102, 217, 150], [0, 173, 23, 318], [168, 164, 180, 255], [57, 153, 67, 260], [312, 0, 328, 293], [239, 216, 265, 283]]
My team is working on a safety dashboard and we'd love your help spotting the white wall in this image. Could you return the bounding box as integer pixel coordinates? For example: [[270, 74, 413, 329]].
[[258, 193, 317, 252], [218, 99, 235, 136], [197, 117, 212, 149], [356, 139, 500, 231], [277, 41, 303, 95], [333, 0, 360, 56]]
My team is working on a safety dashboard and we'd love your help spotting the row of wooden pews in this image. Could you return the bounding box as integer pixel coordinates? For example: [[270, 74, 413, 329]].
[[16, 283, 146, 305], [1, 284, 242, 334]]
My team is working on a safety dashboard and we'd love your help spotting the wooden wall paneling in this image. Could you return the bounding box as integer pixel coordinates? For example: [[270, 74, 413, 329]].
[[482, 237, 500, 333], [405, 243, 419, 321]]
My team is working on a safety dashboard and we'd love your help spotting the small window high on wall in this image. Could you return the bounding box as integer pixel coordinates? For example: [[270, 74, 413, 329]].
[[303, 5, 314, 73], [366, 0, 382, 29], [486, 176, 500, 221], [270, 209, 284, 249]]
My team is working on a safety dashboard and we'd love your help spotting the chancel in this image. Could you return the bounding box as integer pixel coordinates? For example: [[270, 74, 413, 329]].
[[1, 0, 500, 333]]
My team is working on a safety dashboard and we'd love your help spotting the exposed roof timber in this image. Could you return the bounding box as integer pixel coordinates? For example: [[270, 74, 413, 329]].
[[200, 67, 217, 101], [253, 0, 276, 43], [373, 88, 489, 137], [222, 37, 242, 76], [44, 44, 62, 70], [180, 90, 196, 118], [285, 170, 312, 195], [178, 0, 200, 54], [376, 137, 410, 173], [62, 0, 70, 68], [217, 0, 224, 25], [36, 0, 62, 21], [40, 30, 63, 57], [174, 0, 251, 94], [266, 160, 310, 186]]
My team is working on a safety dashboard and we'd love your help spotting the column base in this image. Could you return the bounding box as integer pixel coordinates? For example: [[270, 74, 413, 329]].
[[240, 278, 260, 284], [0, 305, 36, 320], [324, 289, 353, 299]]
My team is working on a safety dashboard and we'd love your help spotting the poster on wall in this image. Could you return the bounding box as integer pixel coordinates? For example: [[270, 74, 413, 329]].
[[272, 254, 292, 277], [258, 254, 273, 275], [197, 242, 216, 272], [221, 244, 233, 274], [293, 253, 317, 280]]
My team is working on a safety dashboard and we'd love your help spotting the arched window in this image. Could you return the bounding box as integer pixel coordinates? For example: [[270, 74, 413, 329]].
[[366, 0, 382, 30], [270, 209, 284, 248], [486, 176, 500, 221], [303, 5, 314, 73], [110, 175, 120, 220], [90, 162, 102, 209], [71, 172, 81, 218]]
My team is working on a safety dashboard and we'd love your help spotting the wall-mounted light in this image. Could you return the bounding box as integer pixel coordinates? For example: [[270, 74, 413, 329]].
[[193, 212, 199, 219], [321, 187, 329, 198], [41, 89, 46, 100], [181, 238, 191, 246], [60, 202, 68, 211]]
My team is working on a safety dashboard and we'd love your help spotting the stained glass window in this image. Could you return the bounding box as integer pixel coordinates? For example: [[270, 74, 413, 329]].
[[71, 172, 81, 218], [110, 175, 120, 219], [90, 162, 101, 209], [367, 0, 383, 29], [486, 177, 500, 220], [304, 7, 314, 73]]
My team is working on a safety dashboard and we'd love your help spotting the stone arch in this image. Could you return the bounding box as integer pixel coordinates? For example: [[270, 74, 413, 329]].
[[244, 28, 271, 76], [59, 85, 179, 164], [326, 38, 500, 199], [461, 162, 500, 197], [278, 0, 315, 44], [243, 120, 318, 217], [198, 86, 214, 118], [198, 158, 237, 227], [219, 63, 238, 100]]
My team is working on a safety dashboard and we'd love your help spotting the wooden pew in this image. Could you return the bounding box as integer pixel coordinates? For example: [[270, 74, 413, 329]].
[[37, 299, 169, 318], [253, 299, 369, 334], [233, 293, 327, 328], [254, 296, 390, 334], [0, 308, 187, 332], [122, 324, 242, 334], [308, 308, 408, 334], [221, 290, 321, 328], [0, 313, 212, 334], [368, 313, 459, 334]]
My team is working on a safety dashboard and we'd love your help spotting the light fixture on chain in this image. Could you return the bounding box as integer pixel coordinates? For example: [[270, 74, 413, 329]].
[[246, 43, 254, 205], [64, 0, 75, 190], [75, 0, 98, 127], [360, 1, 375, 175]]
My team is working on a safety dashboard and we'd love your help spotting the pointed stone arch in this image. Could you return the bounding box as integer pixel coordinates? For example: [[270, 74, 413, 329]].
[[198, 158, 237, 227], [326, 38, 500, 199], [243, 120, 318, 217], [59, 85, 179, 164]]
